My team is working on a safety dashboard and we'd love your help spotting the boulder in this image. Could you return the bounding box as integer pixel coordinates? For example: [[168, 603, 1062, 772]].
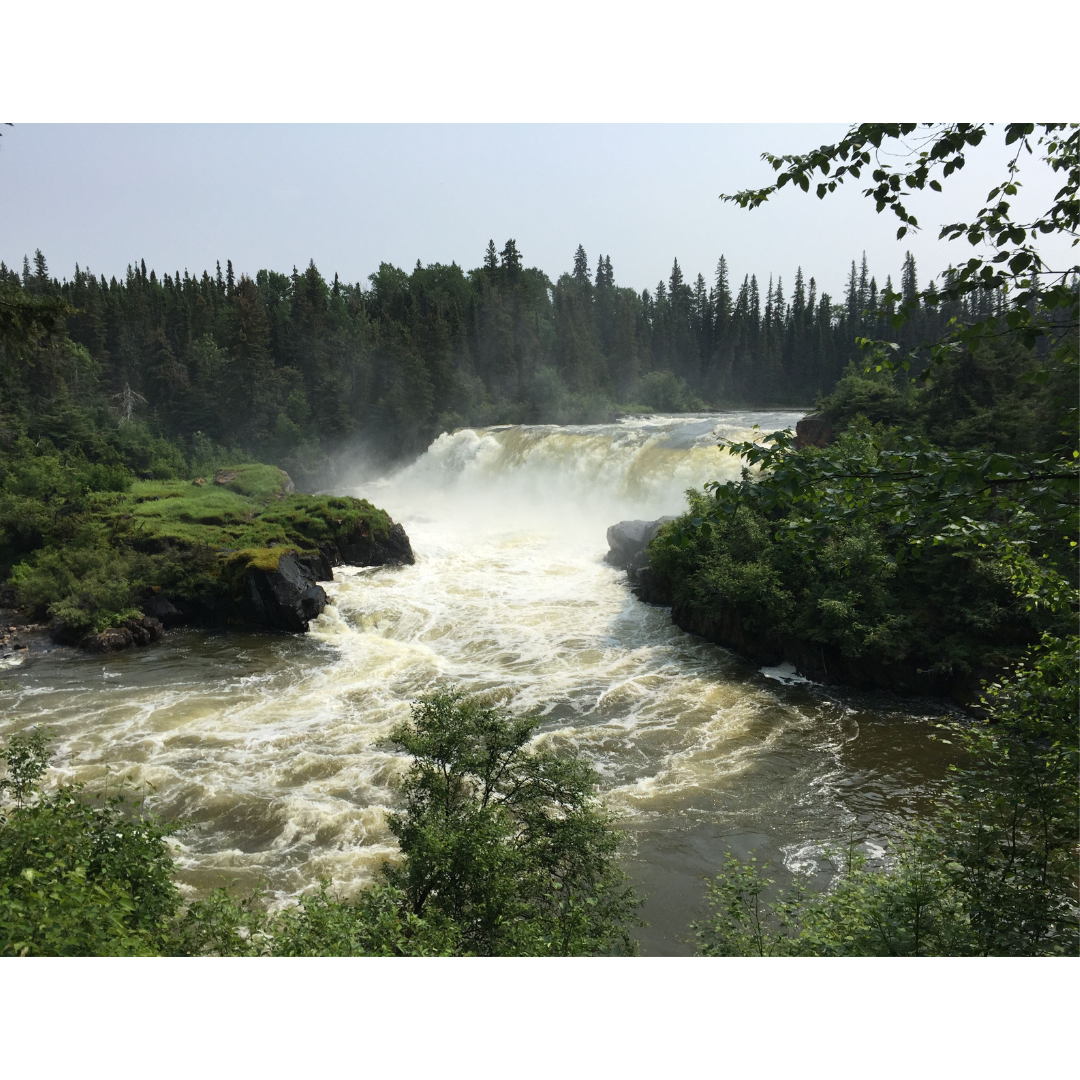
[[143, 594, 183, 627], [297, 550, 335, 583], [80, 626, 134, 653], [794, 415, 833, 449], [240, 553, 328, 632], [335, 520, 415, 568], [76, 616, 163, 654], [123, 616, 163, 646], [605, 518, 675, 601]]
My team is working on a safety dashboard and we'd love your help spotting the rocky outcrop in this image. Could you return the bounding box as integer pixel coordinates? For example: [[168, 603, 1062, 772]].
[[794, 415, 833, 449], [605, 518, 675, 604], [132, 517, 413, 639], [143, 593, 183, 627], [75, 616, 164, 654], [331, 520, 415, 568], [239, 553, 328, 633]]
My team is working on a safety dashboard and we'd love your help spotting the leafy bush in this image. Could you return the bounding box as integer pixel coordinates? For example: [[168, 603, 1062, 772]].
[[634, 370, 704, 412], [10, 543, 141, 633], [382, 689, 641, 956], [649, 432, 1041, 678], [0, 729, 181, 957]]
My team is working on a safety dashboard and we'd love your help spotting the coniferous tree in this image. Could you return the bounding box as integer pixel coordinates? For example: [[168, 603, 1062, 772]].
[[572, 245, 590, 285]]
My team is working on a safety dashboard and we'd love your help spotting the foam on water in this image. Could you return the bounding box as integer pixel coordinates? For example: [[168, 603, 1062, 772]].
[[0, 411, 958, 945]]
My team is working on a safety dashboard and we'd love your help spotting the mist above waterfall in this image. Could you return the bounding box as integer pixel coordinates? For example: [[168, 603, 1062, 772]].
[[346, 412, 804, 542]]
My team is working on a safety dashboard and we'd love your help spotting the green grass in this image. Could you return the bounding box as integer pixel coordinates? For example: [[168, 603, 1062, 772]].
[[93, 466, 390, 556]]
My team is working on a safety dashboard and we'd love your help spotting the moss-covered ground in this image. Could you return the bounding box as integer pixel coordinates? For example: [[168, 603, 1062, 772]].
[[8, 463, 393, 635], [96, 464, 389, 557]]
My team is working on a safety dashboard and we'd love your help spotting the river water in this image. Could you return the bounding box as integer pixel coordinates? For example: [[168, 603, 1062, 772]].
[[0, 411, 958, 954]]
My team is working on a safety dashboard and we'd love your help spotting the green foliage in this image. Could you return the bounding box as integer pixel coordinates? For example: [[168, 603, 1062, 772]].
[[383, 689, 641, 956], [0, 728, 182, 957], [650, 444, 1045, 678], [11, 543, 142, 632], [3, 451, 392, 633], [633, 370, 705, 412], [695, 634, 1079, 956]]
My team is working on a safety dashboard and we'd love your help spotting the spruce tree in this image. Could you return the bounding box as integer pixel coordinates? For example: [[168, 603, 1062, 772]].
[[792, 267, 805, 320], [573, 245, 590, 285], [713, 256, 731, 327], [901, 251, 918, 306], [499, 239, 522, 278], [857, 251, 870, 312], [845, 260, 860, 325], [484, 240, 498, 275]]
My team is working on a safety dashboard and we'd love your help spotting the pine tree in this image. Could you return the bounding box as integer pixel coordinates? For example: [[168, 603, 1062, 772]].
[[668, 258, 686, 304], [226, 259, 235, 296], [845, 260, 860, 325], [792, 267, 806, 321], [499, 239, 522, 278], [901, 251, 919, 306], [713, 256, 731, 328], [857, 252, 870, 313], [484, 240, 498, 275], [573, 245, 590, 285]]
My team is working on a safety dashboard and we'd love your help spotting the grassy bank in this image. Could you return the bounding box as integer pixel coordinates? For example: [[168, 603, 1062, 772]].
[[5, 458, 393, 638]]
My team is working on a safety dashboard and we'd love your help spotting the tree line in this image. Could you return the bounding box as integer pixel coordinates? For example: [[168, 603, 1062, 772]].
[[1, 243, 977, 486]]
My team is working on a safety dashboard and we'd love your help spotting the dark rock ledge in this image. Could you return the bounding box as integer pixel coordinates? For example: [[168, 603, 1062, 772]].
[[49, 518, 415, 655]]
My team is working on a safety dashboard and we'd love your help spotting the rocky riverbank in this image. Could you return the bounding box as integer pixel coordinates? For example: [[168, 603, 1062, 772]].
[[4, 463, 415, 656]]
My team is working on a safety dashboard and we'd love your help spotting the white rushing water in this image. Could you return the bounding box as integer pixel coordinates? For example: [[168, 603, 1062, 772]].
[[0, 411, 956, 952]]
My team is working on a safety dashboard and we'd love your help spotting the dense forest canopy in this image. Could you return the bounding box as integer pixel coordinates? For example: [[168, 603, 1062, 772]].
[[1, 241, 974, 487]]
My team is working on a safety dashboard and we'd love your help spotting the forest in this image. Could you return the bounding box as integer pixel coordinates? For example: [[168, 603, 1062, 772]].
[[2, 240, 967, 485]]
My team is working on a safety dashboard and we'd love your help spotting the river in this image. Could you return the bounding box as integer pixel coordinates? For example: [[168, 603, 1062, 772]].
[[0, 411, 959, 954]]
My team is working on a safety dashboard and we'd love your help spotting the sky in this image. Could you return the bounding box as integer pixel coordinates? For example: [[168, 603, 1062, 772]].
[[1, 123, 1074, 305]]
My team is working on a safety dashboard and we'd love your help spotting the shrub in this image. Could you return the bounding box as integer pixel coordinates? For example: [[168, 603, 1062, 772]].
[[0, 729, 181, 957]]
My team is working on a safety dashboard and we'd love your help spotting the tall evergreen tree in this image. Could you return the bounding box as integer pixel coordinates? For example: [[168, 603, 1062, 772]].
[[572, 245, 590, 285], [901, 251, 919, 306]]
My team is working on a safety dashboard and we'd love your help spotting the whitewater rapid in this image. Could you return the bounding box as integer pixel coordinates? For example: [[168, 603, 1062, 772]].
[[0, 412, 957, 952]]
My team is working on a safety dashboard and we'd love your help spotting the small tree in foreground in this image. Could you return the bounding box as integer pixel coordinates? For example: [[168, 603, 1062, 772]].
[[1, 691, 641, 956], [383, 689, 641, 956]]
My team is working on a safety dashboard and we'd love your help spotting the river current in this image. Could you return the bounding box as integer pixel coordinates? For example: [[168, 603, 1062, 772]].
[[0, 411, 958, 953]]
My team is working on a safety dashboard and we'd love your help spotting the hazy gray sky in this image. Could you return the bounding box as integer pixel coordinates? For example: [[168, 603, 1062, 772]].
[[2, 124, 1072, 303]]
